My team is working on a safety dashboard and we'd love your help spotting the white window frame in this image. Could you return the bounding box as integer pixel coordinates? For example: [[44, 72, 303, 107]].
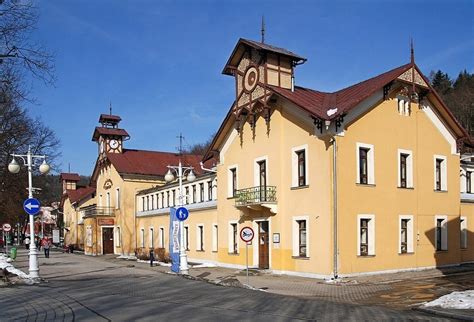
[[291, 144, 309, 187], [356, 143, 375, 184], [460, 216, 467, 249], [115, 226, 121, 247], [115, 188, 121, 209], [149, 227, 154, 249], [106, 192, 111, 208], [228, 220, 239, 254], [254, 156, 269, 187], [212, 224, 218, 252], [227, 165, 239, 198], [433, 155, 447, 191], [435, 215, 448, 251], [196, 224, 204, 251], [292, 216, 310, 257], [140, 228, 145, 248], [357, 214, 375, 256], [397, 97, 410, 116], [398, 215, 414, 253], [159, 227, 165, 248], [397, 149, 413, 188]]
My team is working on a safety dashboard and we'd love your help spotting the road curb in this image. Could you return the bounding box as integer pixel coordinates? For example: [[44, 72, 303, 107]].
[[413, 306, 474, 321]]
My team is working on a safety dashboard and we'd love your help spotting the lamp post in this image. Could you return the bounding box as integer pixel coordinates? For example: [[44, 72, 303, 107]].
[[164, 160, 196, 275], [8, 146, 50, 279]]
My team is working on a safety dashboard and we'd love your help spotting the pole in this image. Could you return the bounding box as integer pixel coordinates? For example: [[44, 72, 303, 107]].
[[246, 242, 249, 286], [178, 160, 189, 275], [27, 147, 39, 279]]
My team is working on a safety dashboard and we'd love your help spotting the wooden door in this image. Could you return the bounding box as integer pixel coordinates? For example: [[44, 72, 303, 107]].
[[258, 221, 269, 269], [102, 227, 114, 254]]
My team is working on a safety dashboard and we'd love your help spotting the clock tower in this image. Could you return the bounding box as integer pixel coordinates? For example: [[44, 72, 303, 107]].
[[92, 113, 130, 159]]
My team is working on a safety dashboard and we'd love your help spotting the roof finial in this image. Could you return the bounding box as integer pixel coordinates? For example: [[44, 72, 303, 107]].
[[261, 15, 265, 43], [177, 133, 184, 156], [410, 38, 414, 65], [109, 101, 112, 115]]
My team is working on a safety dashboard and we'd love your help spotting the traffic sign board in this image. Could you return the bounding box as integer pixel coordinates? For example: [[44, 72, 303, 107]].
[[240, 226, 254, 243], [2, 223, 11, 232], [23, 198, 41, 215], [176, 207, 189, 221]]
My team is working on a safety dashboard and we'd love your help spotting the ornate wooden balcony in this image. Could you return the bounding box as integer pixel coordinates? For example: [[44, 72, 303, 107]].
[[80, 205, 114, 218], [235, 186, 277, 213]]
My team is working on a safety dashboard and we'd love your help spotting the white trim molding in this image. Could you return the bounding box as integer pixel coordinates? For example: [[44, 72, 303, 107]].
[[227, 164, 239, 198], [398, 215, 414, 253], [292, 216, 310, 257], [228, 220, 239, 254], [254, 155, 269, 187], [357, 214, 375, 256], [435, 215, 448, 251], [433, 155, 448, 191], [291, 144, 309, 187], [397, 149, 413, 188], [356, 143, 375, 184]]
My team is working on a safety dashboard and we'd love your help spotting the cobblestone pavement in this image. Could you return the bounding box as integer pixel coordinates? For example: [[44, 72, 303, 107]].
[[0, 249, 458, 321]]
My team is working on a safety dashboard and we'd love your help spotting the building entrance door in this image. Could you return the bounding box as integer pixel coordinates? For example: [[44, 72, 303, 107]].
[[102, 227, 114, 254], [258, 221, 269, 269]]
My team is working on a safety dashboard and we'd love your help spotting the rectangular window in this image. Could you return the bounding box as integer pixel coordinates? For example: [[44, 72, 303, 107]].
[[185, 187, 189, 204], [197, 225, 204, 251], [400, 154, 408, 188], [297, 220, 307, 257], [140, 228, 145, 248], [166, 191, 170, 207], [357, 215, 375, 256], [359, 148, 369, 185], [229, 223, 238, 254], [208, 180, 213, 201], [212, 224, 218, 252], [229, 167, 237, 197], [200, 183, 204, 202], [115, 226, 121, 247], [435, 216, 448, 251], [141, 197, 145, 211], [399, 216, 413, 254], [161, 192, 165, 208], [258, 160, 267, 201], [146, 196, 149, 211], [115, 188, 120, 209], [297, 150, 306, 187], [149, 228, 154, 248], [435, 159, 442, 191], [400, 219, 408, 253], [156, 194, 160, 209], [172, 190, 176, 206], [467, 171, 472, 193], [159, 227, 165, 248], [151, 195, 155, 209], [106, 192, 111, 208], [460, 217, 467, 249], [184, 226, 189, 250]]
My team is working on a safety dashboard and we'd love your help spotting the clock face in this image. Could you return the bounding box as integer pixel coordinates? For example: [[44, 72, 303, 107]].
[[243, 66, 259, 92], [109, 139, 119, 149]]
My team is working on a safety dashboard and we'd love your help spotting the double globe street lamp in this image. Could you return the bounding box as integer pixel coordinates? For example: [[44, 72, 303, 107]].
[[8, 146, 50, 280], [164, 160, 195, 275]]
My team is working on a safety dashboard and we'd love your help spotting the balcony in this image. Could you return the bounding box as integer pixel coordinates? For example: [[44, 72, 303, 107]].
[[461, 193, 474, 203], [235, 186, 277, 214], [80, 205, 114, 218]]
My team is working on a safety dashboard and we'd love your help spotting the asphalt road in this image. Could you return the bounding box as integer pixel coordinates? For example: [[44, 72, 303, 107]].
[[0, 250, 455, 321]]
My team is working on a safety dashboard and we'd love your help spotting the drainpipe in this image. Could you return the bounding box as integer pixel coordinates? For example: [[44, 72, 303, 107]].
[[331, 136, 339, 279]]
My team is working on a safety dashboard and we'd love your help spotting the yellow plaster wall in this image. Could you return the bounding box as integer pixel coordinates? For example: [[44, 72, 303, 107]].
[[216, 106, 332, 275], [337, 95, 462, 274]]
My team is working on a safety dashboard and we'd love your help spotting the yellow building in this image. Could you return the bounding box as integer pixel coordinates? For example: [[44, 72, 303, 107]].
[[200, 38, 473, 278]]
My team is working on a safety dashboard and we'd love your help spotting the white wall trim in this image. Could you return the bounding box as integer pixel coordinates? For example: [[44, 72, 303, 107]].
[[159, 226, 165, 248], [422, 100, 458, 155], [292, 215, 310, 257], [228, 220, 239, 254], [398, 215, 414, 253], [227, 164, 239, 198], [254, 155, 269, 187], [196, 223, 204, 251], [212, 223, 218, 252], [219, 129, 238, 164], [357, 214, 375, 256], [433, 154, 448, 191]]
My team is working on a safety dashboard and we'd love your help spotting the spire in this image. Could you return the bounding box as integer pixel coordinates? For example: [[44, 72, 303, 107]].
[[410, 38, 415, 65], [261, 16, 265, 43], [177, 133, 185, 156], [109, 101, 112, 115]]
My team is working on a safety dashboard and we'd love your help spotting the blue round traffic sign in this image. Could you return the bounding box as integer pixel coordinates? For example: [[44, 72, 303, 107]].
[[176, 207, 189, 221], [23, 198, 41, 216]]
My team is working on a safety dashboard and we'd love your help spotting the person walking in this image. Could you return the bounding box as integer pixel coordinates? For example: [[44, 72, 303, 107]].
[[25, 237, 30, 250], [42, 237, 50, 258]]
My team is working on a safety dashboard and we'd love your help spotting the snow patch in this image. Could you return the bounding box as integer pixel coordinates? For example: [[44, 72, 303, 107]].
[[191, 263, 217, 269], [116, 255, 137, 260], [327, 108, 338, 117], [423, 290, 474, 310], [0, 254, 34, 282]]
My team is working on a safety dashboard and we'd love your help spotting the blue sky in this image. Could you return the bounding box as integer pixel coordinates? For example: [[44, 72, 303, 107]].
[[28, 0, 473, 175]]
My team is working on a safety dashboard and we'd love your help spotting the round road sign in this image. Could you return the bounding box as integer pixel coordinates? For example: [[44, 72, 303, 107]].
[[176, 207, 189, 221], [2, 223, 12, 232], [240, 226, 254, 243]]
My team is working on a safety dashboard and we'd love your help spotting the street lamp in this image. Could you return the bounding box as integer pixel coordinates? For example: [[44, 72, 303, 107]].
[[8, 146, 50, 280], [165, 160, 195, 275]]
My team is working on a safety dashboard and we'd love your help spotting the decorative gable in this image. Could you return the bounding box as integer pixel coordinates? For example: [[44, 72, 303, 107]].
[[397, 67, 428, 88]]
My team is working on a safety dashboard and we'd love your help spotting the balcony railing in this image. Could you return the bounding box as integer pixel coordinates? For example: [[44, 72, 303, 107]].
[[235, 186, 277, 207], [80, 205, 114, 218]]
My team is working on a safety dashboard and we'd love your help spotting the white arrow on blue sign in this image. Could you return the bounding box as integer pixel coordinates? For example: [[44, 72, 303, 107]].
[[23, 198, 41, 216], [176, 207, 189, 221]]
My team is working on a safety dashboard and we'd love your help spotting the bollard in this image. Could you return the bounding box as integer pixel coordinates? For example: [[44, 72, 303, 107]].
[[149, 249, 154, 267]]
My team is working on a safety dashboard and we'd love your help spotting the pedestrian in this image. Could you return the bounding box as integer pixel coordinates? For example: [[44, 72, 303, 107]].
[[42, 237, 50, 258], [25, 237, 30, 250], [35, 237, 41, 251]]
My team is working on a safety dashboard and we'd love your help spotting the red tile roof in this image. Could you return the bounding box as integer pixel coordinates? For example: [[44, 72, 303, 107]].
[[99, 114, 121, 123], [67, 186, 95, 204], [92, 127, 130, 141], [59, 173, 81, 182], [106, 149, 210, 177], [270, 63, 412, 120]]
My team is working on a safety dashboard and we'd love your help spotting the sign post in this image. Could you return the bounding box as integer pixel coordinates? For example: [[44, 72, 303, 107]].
[[240, 226, 255, 287]]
